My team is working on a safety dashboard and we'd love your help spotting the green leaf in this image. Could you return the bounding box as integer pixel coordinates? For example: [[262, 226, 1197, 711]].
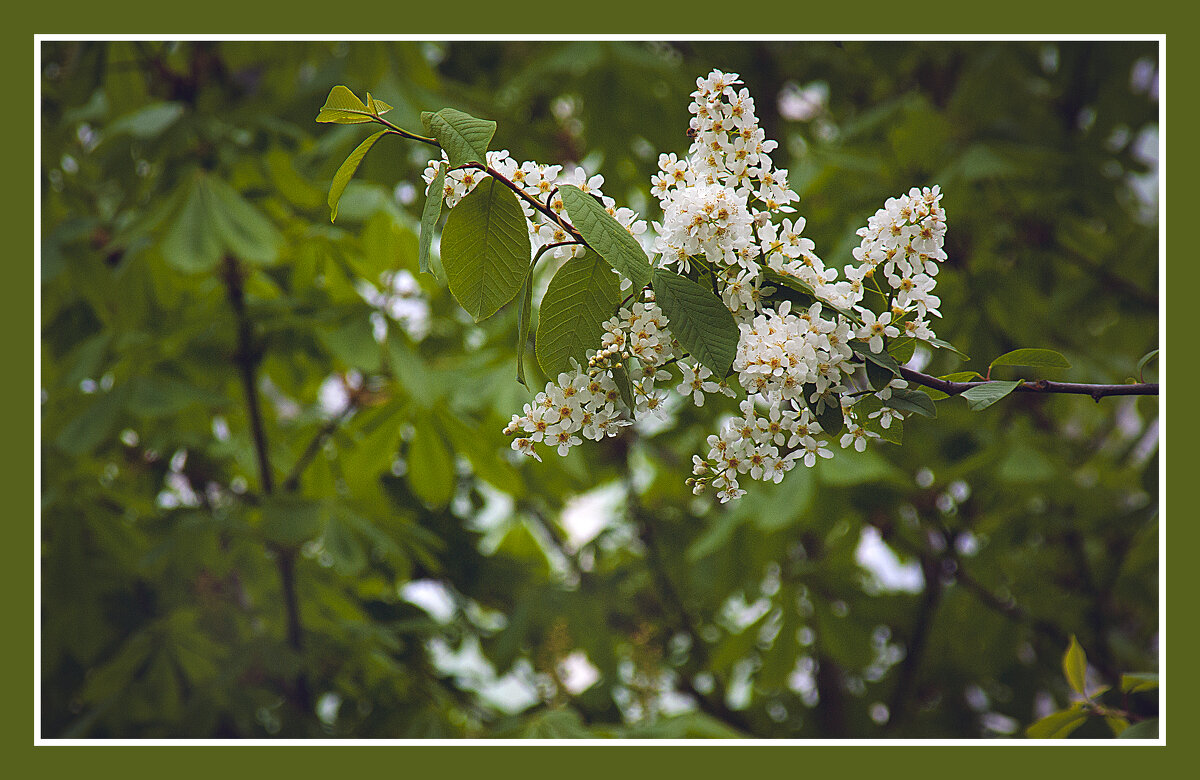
[[418, 164, 445, 274], [440, 177, 532, 321], [1105, 716, 1131, 737], [611, 363, 635, 410], [428, 108, 496, 168], [407, 418, 455, 509], [920, 371, 984, 401], [323, 512, 367, 576], [888, 336, 917, 364], [316, 85, 376, 124], [928, 336, 970, 361], [1116, 719, 1159, 739], [851, 340, 901, 377], [319, 316, 382, 373], [206, 177, 282, 266], [536, 250, 622, 377], [1063, 635, 1089, 696], [761, 267, 817, 298], [879, 418, 903, 445], [434, 404, 525, 497], [865, 358, 894, 392], [559, 185, 652, 289], [357, 211, 419, 279], [1026, 706, 1088, 739], [161, 175, 225, 273], [1136, 349, 1159, 381], [990, 348, 1071, 371], [259, 497, 325, 546], [887, 387, 937, 418], [515, 260, 535, 387], [1120, 672, 1158, 694], [815, 395, 845, 437], [960, 380, 1023, 410], [106, 102, 185, 138], [163, 174, 281, 272], [651, 268, 739, 377], [328, 130, 387, 222], [365, 92, 393, 116], [56, 388, 126, 454]]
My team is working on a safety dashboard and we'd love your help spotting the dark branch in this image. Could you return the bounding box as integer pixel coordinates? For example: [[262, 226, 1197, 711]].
[[281, 405, 355, 493], [897, 365, 1158, 402], [221, 255, 311, 713]]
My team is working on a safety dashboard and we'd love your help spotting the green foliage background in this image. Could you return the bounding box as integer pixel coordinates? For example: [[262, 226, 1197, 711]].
[[39, 40, 1159, 738]]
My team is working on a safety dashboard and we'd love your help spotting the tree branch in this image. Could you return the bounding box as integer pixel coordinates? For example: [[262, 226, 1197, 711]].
[[280, 405, 355, 493], [897, 365, 1158, 402], [221, 255, 311, 713]]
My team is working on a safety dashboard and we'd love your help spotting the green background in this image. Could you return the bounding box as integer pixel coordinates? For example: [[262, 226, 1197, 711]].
[[12, 1, 1186, 771]]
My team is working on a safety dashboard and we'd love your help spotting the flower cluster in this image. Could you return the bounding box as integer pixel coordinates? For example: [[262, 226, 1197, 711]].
[[423, 150, 647, 265], [505, 296, 731, 460], [497, 69, 951, 503]]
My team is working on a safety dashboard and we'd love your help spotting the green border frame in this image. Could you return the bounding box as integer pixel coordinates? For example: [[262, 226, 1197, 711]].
[[13, 1, 1184, 771]]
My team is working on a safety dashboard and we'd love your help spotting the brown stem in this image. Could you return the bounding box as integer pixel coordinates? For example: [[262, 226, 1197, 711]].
[[281, 405, 355, 493], [897, 365, 1158, 402], [221, 255, 311, 713]]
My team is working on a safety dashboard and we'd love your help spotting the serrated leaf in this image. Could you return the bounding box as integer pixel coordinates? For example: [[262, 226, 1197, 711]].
[[651, 268, 739, 377], [1063, 635, 1088, 696], [960, 380, 1023, 410], [418, 164, 445, 274], [887, 387, 937, 418], [516, 260, 534, 387], [536, 250, 622, 377], [990, 348, 1071, 371], [316, 85, 376, 124], [328, 130, 387, 222], [880, 419, 903, 445], [1120, 673, 1158, 694], [559, 185, 652, 289], [428, 108, 496, 168], [440, 177, 532, 321], [1136, 349, 1158, 381], [1026, 707, 1088, 739]]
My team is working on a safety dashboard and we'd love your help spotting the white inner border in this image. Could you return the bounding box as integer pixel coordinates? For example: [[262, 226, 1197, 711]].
[[34, 32, 1166, 747]]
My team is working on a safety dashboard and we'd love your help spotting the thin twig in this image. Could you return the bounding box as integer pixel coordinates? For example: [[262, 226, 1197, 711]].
[[897, 365, 1159, 402]]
